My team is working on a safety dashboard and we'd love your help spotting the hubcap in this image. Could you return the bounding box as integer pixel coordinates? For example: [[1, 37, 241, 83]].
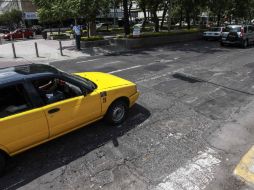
[[112, 105, 125, 122]]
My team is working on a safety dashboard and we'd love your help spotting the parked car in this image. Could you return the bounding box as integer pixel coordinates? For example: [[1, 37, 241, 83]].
[[3, 28, 33, 40], [0, 64, 139, 174], [221, 25, 254, 48], [203, 27, 224, 41]]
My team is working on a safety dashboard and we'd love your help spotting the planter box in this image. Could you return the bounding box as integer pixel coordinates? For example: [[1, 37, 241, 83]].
[[111, 32, 202, 49], [81, 40, 109, 48]]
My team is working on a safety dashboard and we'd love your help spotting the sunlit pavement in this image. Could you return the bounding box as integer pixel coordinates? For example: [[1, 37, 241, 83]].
[[1, 40, 254, 190]]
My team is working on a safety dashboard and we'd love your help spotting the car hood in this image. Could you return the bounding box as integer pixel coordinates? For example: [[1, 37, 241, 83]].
[[75, 72, 134, 90]]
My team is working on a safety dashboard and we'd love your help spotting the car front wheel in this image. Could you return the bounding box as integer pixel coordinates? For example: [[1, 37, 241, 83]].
[[0, 152, 6, 175], [106, 100, 128, 125]]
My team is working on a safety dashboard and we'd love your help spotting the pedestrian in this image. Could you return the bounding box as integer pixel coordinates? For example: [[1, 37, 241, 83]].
[[73, 24, 81, 51]]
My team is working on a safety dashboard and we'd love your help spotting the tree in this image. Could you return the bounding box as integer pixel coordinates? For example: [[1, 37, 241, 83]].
[[0, 9, 23, 29], [123, 0, 131, 35], [208, 0, 231, 26], [147, 0, 164, 32], [136, 0, 149, 27], [33, 0, 111, 36]]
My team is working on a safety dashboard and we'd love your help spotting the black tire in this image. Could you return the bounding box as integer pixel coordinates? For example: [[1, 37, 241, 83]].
[[242, 40, 248, 48], [0, 152, 6, 175], [105, 100, 128, 125]]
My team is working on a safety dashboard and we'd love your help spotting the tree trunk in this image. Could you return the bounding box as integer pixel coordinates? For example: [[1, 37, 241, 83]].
[[129, 1, 132, 23], [186, 10, 191, 30], [160, 3, 168, 30], [167, 0, 172, 31], [152, 9, 159, 32], [180, 6, 183, 27], [142, 8, 147, 28], [58, 24, 61, 35], [87, 22, 90, 37], [89, 21, 96, 37], [123, 0, 130, 35], [217, 12, 221, 27]]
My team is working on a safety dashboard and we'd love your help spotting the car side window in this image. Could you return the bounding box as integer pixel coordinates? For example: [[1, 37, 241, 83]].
[[32, 78, 83, 105], [0, 84, 32, 118]]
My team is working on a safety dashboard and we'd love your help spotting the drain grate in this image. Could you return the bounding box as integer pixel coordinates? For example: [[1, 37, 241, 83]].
[[172, 73, 204, 83]]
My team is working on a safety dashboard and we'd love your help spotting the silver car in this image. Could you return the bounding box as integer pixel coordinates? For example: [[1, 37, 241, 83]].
[[221, 25, 254, 48], [203, 27, 224, 41]]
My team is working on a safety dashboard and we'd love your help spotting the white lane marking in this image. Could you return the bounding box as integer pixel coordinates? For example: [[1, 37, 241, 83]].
[[136, 72, 173, 83], [104, 61, 121, 65], [156, 148, 221, 190], [108, 65, 143, 74], [76, 58, 101, 64]]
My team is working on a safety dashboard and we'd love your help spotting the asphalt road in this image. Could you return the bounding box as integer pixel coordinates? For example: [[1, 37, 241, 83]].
[[1, 40, 254, 190]]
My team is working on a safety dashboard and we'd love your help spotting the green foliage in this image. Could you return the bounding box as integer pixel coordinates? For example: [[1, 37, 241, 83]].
[[32, 0, 111, 23], [0, 9, 23, 27]]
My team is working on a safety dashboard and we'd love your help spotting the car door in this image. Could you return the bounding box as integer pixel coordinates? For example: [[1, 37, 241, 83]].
[[31, 77, 102, 138], [0, 83, 49, 155]]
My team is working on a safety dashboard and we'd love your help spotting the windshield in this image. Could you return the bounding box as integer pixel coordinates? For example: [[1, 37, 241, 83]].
[[72, 73, 97, 89], [224, 26, 241, 32], [210, 28, 221, 32], [61, 72, 97, 90]]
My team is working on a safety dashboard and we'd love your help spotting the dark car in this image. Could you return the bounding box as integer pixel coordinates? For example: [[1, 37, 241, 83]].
[[3, 28, 33, 40], [221, 25, 254, 48]]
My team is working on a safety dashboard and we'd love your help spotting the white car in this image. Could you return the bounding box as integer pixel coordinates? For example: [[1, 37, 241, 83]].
[[203, 27, 224, 41]]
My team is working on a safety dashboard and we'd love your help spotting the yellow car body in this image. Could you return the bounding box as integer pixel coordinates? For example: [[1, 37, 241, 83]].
[[0, 66, 139, 158]]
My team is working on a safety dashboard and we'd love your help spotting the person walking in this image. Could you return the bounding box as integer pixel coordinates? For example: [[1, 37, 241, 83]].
[[73, 24, 81, 51]]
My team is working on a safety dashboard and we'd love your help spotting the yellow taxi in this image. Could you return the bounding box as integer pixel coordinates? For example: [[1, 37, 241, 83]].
[[0, 64, 139, 174]]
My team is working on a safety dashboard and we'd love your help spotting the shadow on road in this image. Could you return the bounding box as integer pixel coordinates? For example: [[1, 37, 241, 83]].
[[0, 104, 151, 190]]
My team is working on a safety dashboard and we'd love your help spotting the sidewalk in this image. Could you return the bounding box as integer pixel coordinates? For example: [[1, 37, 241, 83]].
[[0, 39, 90, 68]]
